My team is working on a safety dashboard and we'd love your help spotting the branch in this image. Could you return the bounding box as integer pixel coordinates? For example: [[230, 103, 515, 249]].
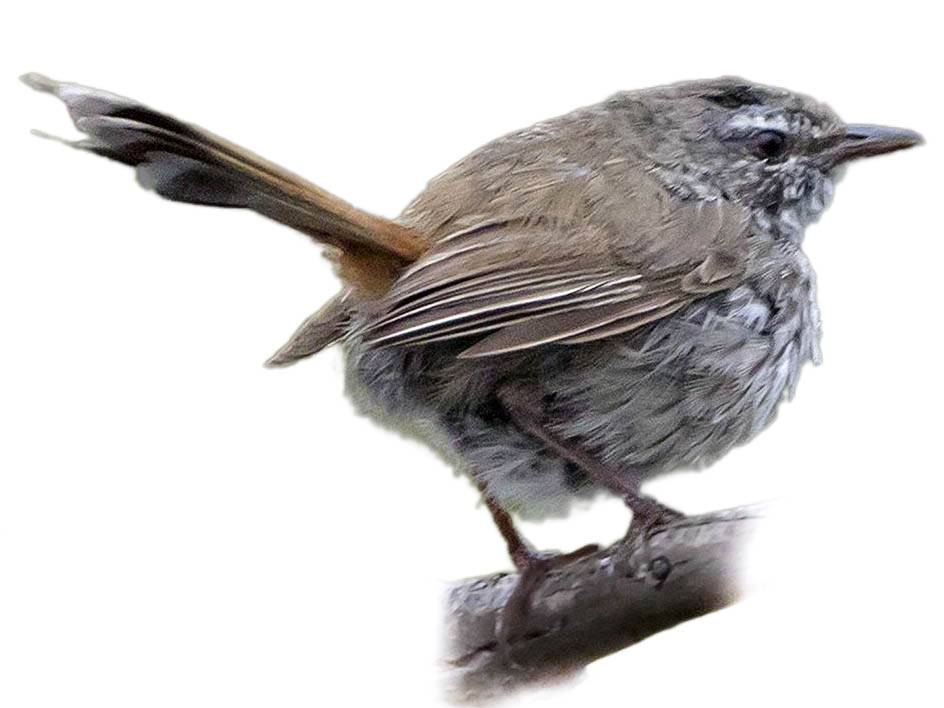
[[442, 504, 766, 701]]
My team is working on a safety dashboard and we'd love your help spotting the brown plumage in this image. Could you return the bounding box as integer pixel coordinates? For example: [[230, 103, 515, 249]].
[[21, 72, 426, 298], [21, 73, 754, 365], [365, 200, 748, 356]]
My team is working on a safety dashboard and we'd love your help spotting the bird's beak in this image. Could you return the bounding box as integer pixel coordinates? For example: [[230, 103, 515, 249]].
[[827, 123, 923, 165]]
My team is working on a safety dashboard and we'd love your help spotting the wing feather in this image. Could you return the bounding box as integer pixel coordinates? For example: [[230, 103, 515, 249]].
[[364, 195, 751, 355]]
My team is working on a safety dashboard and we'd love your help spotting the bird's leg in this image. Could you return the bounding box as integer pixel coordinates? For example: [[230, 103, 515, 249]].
[[497, 382, 683, 539], [476, 482, 599, 648]]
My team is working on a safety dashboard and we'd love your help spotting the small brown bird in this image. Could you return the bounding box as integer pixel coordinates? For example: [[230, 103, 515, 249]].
[[23, 73, 921, 639]]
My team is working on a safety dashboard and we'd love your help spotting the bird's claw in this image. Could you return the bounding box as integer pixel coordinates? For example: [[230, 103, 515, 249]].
[[625, 495, 684, 541], [495, 543, 600, 664]]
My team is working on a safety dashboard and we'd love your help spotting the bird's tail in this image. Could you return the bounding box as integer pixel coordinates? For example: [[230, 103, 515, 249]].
[[21, 73, 428, 295]]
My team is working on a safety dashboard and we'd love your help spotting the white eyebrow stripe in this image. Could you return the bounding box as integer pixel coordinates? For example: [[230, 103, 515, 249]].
[[727, 113, 791, 132]]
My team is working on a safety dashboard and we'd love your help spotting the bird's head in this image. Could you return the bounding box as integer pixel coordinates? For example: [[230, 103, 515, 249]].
[[611, 77, 922, 240]]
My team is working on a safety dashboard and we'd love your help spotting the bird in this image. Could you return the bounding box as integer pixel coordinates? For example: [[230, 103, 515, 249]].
[[22, 72, 921, 640]]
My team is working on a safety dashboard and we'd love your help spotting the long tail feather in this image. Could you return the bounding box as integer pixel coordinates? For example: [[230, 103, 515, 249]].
[[22, 73, 427, 292]]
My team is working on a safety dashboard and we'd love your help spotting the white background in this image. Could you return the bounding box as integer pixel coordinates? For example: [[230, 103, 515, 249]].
[[1, 2, 941, 705]]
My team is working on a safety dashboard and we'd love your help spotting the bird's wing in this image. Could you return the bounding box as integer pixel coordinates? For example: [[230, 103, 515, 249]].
[[362, 196, 751, 358]]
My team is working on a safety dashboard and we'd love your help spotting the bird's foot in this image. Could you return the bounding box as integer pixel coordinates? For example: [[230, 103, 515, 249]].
[[495, 543, 600, 658], [625, 494, 685, 542]]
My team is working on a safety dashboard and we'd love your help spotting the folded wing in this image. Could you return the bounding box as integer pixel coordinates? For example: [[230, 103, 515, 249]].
[[363, 198, 751, 358]]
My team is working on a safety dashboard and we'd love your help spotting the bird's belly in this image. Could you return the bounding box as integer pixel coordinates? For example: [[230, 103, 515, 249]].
[[345, 281, 820, 518], [550, 282, 820, 479]]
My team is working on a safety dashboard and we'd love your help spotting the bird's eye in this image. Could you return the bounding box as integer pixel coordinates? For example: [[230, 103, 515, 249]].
[[750, 130, 788, 160]]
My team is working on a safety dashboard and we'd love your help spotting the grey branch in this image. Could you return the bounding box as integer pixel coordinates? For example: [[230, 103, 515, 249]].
[[442, 504, 765, 700]]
